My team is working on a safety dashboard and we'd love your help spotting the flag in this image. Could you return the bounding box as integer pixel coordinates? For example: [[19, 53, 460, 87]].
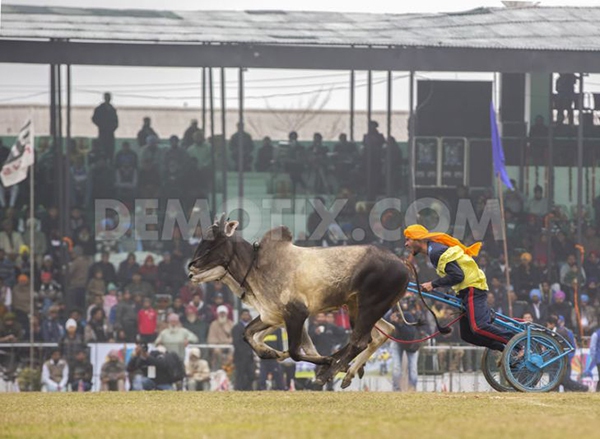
[[1, 119, 34, 187], [490, 102, 513, 190]]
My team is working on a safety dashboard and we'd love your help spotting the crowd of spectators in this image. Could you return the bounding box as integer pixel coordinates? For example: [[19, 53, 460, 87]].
[[0, 92, 599, 392]]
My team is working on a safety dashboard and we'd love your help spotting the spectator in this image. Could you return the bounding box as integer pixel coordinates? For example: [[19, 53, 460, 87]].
[[139, 255, 159, 290], [572, 294, 597, 336], [186, 347, 211, 391], [232, 309, 255, 391], [12, 273, 32, 333], [285, 131, 307, 195], [154, 313, 199, 361], [526, 185, 549, 218], [0, 220, 24, 256], [158, 252, 186, 295], [547, 314, 587, 391], [209, 291, 234, 321], [100, 349, 126, 391], [389, 299, 424, 392], [207, 305, 234, 370], [182, 119, 201, 148], [560, 254, 586, 291], [258, 327, 285, 391], [548, 290, 573, 329], [512, 252, 540, 301], [140, 135, 163, 169], [137, 117, 158, 148], [86, 268, 107, 306], [41, 349, 69, 392], [138, 297, 158, 343], [0, 312, 23, 342], [229, 122, 254, 172], [0, 248, 17, 287], [182, 304, 209, 344], [23, 219, 47, 267], [115, 163, 138, 206], [0, 277, 12, 313], [163, 135, 187, 178], [255, 136, 274, 172], [555, 73, 578, 125], [138, 157, 161, 199], [68, 349, 93, 392], [104, 283, 119, 319], [171, 297, 185, 318], [88, 156, 115, 202], [127, 344, 174, 391], [114, 141, 138, 170], [67, 247, 91, 310], [84, 307, 110, 343], [126, 272, 155, 300], [42, 305, 65, 343], [526, 289, 548, 325], [59, 318, 86, 366], [308, 312, 346, 379], [584, 326, 600, 391], [88, 251, 117, 285], [363, 120, 385, 199], [69, 155, 87, 206], [117, 253, 140, 287], [114, 290, 138, 342], [91, 92, 118, 164]]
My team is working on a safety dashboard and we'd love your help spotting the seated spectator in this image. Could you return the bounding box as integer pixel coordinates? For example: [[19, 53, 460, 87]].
[[42, 305, 65, 343], [86, 268, 107, 306], [572, 294, 598, 336], [179, 279, 205, 305], [126, 272, 155, 299], [140, 134, 163, 169], [74, 225, 96, 258], [162, 135, 187, 179], [138, 297, 157, 343], [115, 163, 138, 206], [525, 185, 549, 218], [127, 344, 175, 391], [88, 156, 115, 201], [69, 349, 93, 392], [100, 349, 126, 391], [155, 295, 171, 333], [0, 219, 24, 256], [59, 318, 86, 366], [155, 313, 198, 361], [139, 255, 159, 290], [41, 349, 69, 392], [0, 277, 12, 314], [512, 252, 540, 301], [104, 283, 119, 318], [37, 271, 62, 313], [114, 141, 138, 170], [548, 290, 574, 329], [0, 248, 17, 287], [255, 136, 274, 172], [117, 254, 141, 287], [186, 347, 211, 391], [88, 251, 117, 285], [182, 304, 209, 345], [560, 254, 586, 291], [209, 291, 234, 321], [0, 312, 23, 342], [526, 289, 548, 325], [114, 289, 138, 342], [171, 297, 186, 319], [207, 305, 233, 345], [84, 307, 110, 343]]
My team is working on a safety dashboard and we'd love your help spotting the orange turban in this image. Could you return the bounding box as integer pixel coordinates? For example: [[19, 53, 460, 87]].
[[403, 224, 482, 257]]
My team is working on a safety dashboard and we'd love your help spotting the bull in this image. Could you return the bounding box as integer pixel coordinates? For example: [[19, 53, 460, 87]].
[[187, 214, 411, 388]]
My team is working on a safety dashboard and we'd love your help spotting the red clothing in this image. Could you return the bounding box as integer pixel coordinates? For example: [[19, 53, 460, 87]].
[[138, 307, 157, 335]]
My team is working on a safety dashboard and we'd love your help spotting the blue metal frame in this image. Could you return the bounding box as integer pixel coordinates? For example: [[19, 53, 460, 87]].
[[406, 281, 574, 368]]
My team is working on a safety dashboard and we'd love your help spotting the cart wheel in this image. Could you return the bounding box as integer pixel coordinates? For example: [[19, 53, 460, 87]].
[[481, 348, 515, 392], [500, 331, 568, 393]]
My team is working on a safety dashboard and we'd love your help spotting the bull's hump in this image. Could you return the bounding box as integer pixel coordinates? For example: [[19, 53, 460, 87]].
[[259, 226, 293, 247]]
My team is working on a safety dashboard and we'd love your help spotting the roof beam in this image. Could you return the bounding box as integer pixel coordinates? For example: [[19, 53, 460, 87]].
[[1, 39, 600, 73]]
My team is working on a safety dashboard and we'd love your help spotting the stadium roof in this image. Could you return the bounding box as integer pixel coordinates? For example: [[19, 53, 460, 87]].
[[1, 4, 600, 72]]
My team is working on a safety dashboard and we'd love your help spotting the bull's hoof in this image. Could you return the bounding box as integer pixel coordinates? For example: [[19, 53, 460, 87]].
[[341, 375, 353, 389], [313, 377, 325, 386], [357, 366, 365, 379]]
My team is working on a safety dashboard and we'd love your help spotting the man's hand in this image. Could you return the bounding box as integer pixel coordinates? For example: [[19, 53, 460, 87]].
[[390, 312, 399, 323], [420, 282, 434, 292]]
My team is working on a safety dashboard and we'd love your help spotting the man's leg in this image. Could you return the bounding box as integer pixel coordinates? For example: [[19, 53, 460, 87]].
[[391, 345, 402, 391], [463, 288, 512, 351], [407, 350, 419, 389]]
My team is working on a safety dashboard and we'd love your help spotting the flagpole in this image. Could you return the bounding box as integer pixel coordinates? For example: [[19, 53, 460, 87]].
[[29, 164, 35, 369], [496, 174, 513, 318]]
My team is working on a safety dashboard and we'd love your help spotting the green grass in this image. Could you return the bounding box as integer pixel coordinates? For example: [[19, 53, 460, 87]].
[[0, 392, 598, 439]]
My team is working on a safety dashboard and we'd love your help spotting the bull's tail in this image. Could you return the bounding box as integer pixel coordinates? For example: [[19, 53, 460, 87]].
[[405, 260, 452, 335]]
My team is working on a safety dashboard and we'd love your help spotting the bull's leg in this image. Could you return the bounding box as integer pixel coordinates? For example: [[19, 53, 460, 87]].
[[243, 317, 286, 360], [285, 303, 332, 365], [253, 325, 290, 361], [341, 319, 393, 389]]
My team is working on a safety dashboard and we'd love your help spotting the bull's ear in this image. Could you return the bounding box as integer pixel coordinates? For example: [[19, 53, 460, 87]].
[[224, 221, 239, 237]]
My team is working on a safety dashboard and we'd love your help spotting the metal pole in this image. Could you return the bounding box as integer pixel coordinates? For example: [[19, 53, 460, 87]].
[[386, 70, 392, 196], [28, 149, 35, 369], [64, 64, 71, 294], [408, 71, 416, 204], [367, 70, 372, 124], [238, 68, 244, 224], [350, 70, 355, 142], [366, 70, 373, 200], [202, 68, 206, 134], [208, 68, 216, 216], [220, 68, 228, 206], [547, 73, 554, 274], [577, 74, 584, 258]]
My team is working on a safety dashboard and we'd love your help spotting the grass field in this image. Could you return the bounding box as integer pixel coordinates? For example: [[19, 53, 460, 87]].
[[0, 392, 598, 439]]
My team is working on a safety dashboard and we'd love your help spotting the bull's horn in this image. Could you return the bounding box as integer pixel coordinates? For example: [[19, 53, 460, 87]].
[[217, 212, 227, 229]]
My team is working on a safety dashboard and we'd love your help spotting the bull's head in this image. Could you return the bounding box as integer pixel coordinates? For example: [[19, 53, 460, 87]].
[[187, 214, 239, 284]]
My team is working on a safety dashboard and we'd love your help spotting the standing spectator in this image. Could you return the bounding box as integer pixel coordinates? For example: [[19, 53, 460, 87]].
[[41, 349, 69, 392], [0, 312, 23, 342], [572, 294, 597, 336], [136, 117, 158, 148], [512, 252, 540, 301], [584, 326, 600, 391], [362, 120, 385, 199], [526, 289, 548, 325], [114, 290, 138, 342], [68, 349, 93, 392], [158, 252, 186, 295], [139, 255, 159, 290], [207, 305, 234, 370], [255, 136, 274, 172], [154, 313, 198, 361], [0, 249, 17, 287], [526, 185, 549, 218], [182, 304, 209, 345], [232, 309, 255, 391], [84, 307, 110, 343], [548, 290, 574, 329], [59, 318, 86, 366], [100, 349, 126, 391], [126, 272, 155, 300], [86, 268, 107, 306], [11, 274, 32, 335], [162, 135, 187, 179], [140, 135, 163, 169], [285, 131, 307, 195], [91, 92, 118, 164], [229, 122, 254, 172], [67, 247, 91, 310], [258, 328, 285, 391], [389, 299, 424, 391], [42, 305, 65, 343], [186, 347, 211, 391], [115, 163, 138, 206], [182, 119, 201, 148], [138, 297, 157, 343], [0, 220, 24, 256], [555, 73, 578, 125]]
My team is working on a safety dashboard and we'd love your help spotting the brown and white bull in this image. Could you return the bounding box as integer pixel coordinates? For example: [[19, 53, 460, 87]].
[[187, 215, 410, 388]]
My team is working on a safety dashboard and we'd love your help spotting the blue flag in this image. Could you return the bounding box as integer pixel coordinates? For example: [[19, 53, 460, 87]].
[[490, 102, 513, 190]]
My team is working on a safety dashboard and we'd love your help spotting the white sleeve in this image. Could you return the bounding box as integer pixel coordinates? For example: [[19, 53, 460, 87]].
[[41, 363, 50, 384], [60, 364, 69, 388], [5, 287, 11, 308]]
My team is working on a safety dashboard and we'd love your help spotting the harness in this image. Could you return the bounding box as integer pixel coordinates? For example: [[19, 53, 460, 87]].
[[218, 241, 260, 301]]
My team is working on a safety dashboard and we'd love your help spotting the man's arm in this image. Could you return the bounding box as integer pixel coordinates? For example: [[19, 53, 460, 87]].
[[432, 261, 465, 289], [60, 364, 69, 388]]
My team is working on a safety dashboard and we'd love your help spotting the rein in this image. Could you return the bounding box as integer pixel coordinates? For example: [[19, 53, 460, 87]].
[[375, 312, 464, 345], [223, 241, 260, 300]]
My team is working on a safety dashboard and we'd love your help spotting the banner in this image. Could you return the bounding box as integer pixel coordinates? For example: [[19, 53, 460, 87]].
[[1, 118, 34, 187]]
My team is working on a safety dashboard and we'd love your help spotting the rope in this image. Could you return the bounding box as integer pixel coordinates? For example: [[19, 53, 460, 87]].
[[374, 313, 465, 345]]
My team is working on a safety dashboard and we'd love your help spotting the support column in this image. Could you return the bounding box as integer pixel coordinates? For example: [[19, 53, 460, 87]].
[[208, 68, 216, 216], [237, 68, 245, 225], [349, 70, 355, 142], [220, 68, 228, 207]]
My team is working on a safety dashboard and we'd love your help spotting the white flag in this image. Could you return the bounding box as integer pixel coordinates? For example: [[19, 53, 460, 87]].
[[1, 119, 34, 187]]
